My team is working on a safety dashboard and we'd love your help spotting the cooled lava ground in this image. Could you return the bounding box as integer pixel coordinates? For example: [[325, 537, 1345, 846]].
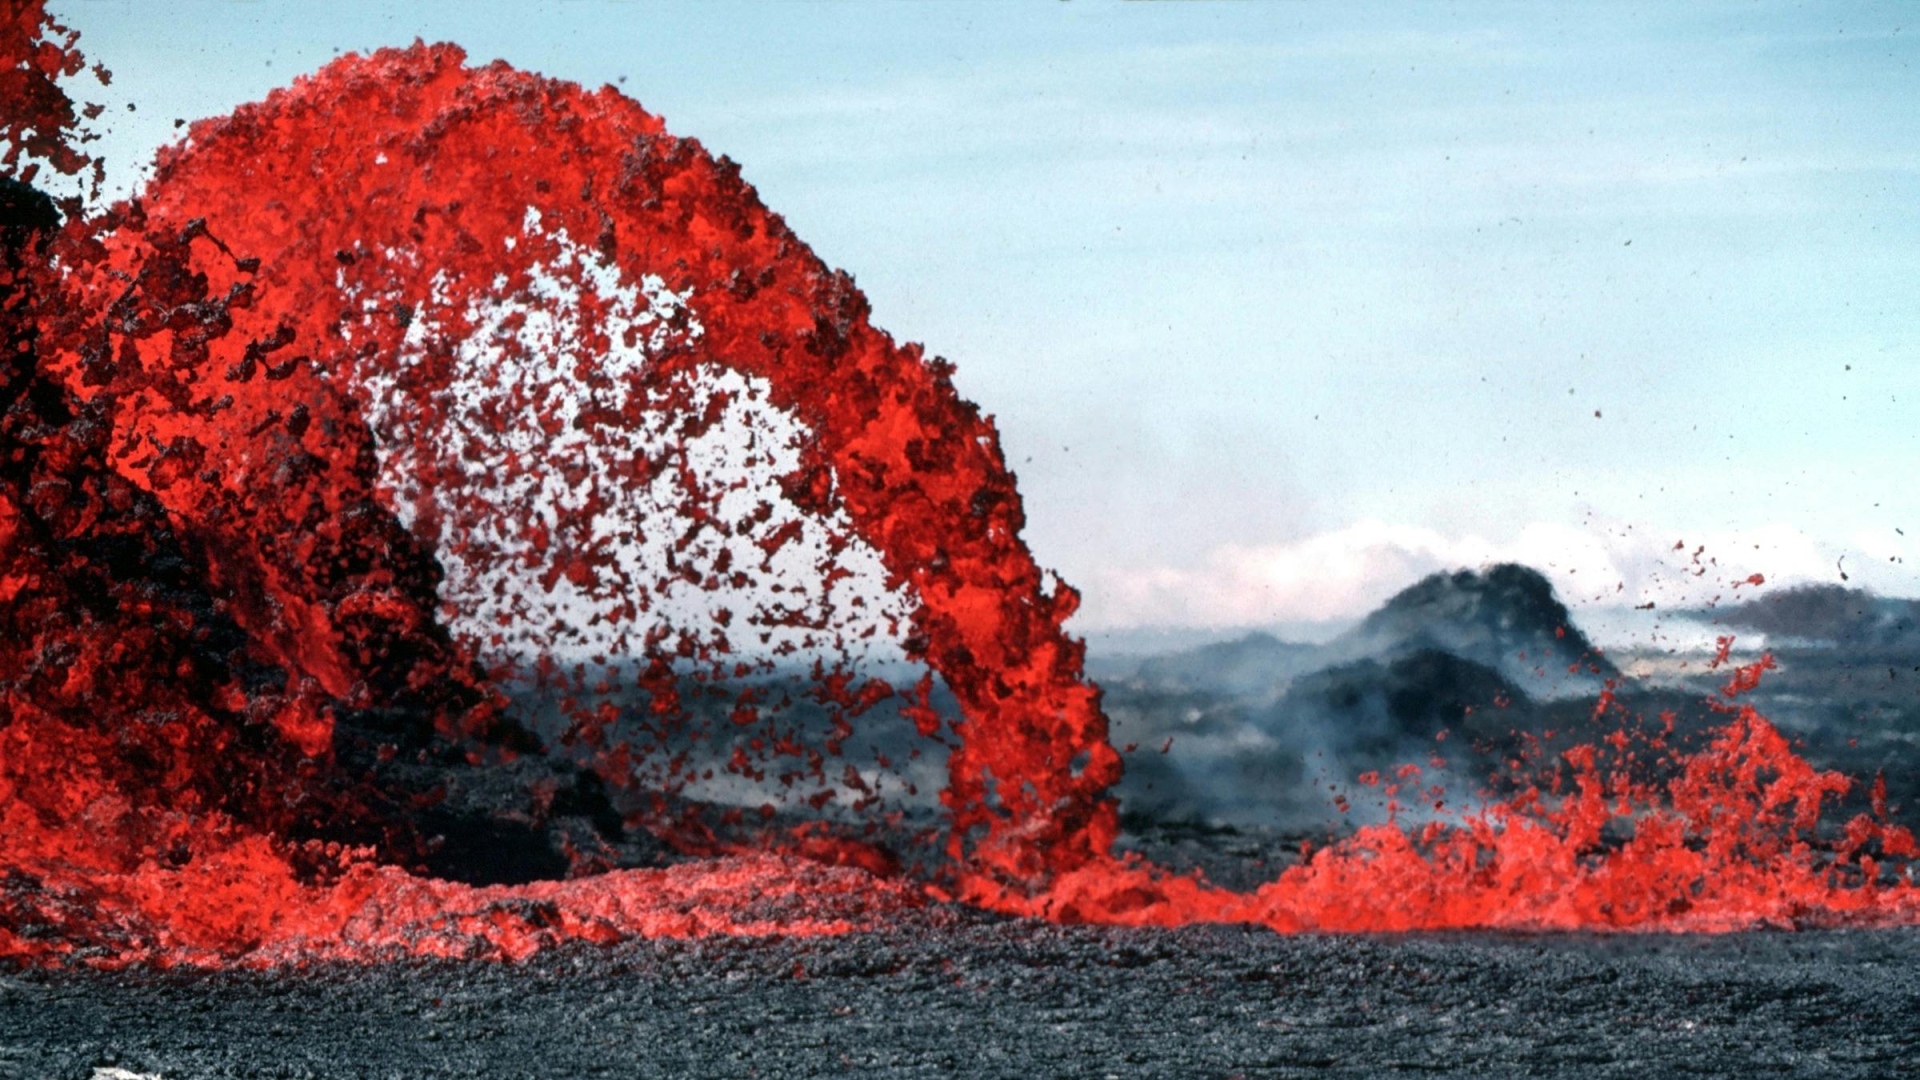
[[7, 866, 1917, 1080]]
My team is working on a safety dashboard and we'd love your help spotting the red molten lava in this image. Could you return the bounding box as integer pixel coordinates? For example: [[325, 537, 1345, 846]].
[[111, 43, 1118, 876], [985, 680, 1919, 934], [2, 13, 1915, 967]]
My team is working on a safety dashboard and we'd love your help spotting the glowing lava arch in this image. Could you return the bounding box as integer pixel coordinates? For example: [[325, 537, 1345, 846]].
[[63, 43, 1121, 890]]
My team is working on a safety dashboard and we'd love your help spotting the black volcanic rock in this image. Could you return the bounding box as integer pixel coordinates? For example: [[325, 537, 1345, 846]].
[[11, 919, 1920, 1079], [1098, 564, 1618, 824], [1264, 648, 1526, 759], [1332, 564, 1614, 694], [1715, 584, 1920, 650]]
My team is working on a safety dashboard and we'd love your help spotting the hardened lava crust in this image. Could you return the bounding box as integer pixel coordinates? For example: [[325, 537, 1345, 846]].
[[5, 907, 1917, 1080]]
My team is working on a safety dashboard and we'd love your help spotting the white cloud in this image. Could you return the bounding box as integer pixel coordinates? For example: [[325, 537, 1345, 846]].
[[1070, 518, 1919, 630]]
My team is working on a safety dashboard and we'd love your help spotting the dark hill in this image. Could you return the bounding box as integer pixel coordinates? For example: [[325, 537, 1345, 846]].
[[1333, 563, 1614, 694], [1714, 584, 1920, 650], [1264, 648, 1526, 759]]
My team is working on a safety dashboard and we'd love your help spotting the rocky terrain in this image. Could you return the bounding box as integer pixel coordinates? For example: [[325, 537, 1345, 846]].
[[1101, 567, 1920, 831], [7, 905, 1917, 1079]]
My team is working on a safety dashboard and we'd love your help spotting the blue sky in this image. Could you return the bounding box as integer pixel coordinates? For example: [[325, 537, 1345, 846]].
[[50, 1, 1920, 629]]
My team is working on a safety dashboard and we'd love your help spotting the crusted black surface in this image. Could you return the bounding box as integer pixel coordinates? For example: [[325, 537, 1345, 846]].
[[6, 914, 1916, 1079]]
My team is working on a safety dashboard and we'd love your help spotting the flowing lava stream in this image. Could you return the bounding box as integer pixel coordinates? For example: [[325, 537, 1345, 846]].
[[2, 8, 1915, 967]]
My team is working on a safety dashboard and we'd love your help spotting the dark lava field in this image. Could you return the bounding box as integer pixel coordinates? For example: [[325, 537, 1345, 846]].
[[7, 903, 1917, 1079]]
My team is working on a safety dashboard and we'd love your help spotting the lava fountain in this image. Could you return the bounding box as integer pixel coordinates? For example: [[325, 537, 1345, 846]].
[[1, 10, 1914, 967]]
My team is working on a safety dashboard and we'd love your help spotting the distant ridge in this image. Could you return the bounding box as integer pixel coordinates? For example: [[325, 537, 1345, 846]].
[[1715, 584, 1920, 649], [1099, 562, 1611, 706], [1127, 631, 1322, 700]]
